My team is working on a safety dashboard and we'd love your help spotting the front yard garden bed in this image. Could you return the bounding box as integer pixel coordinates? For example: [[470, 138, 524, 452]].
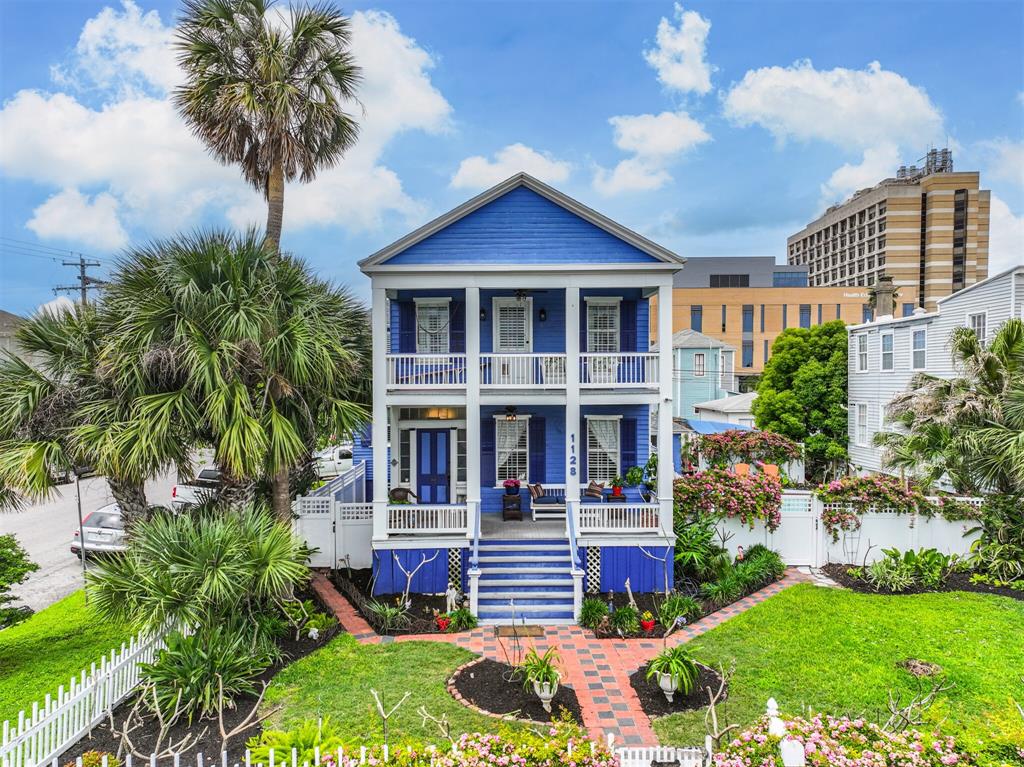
[[333, 569, 476, 636], [823, 562, 1024, 601], [449, 658, 583, 724], [628, 662, 724, 719]]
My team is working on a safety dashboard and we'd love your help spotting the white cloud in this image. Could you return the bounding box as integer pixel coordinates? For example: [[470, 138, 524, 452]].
[[976, 138, 1024, 187], [642, 4, 712, 95], [989, 195, 1024, 275], [723, 60, 944, 150], [27, 188, 129, 250], [35, 296, 77, 317], [819, 144, 901, 205], [592, 111, 710, 195], [1, 3, 452, 246], [450, 143, 572, 190]]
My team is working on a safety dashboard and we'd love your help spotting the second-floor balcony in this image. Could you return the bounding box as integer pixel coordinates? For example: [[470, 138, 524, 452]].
[[385, 351, 659, 390]]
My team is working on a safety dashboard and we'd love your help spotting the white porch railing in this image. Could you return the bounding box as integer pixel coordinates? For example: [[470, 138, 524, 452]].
[[386, 504, 468, 534], [578, 503, 660, 532], [386, 354, 467, 388], [580, 353, 658, 387], [480, 353, 567, 387]]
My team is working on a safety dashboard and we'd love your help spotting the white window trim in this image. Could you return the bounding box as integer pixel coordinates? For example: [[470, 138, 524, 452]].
[[493, 414, 531, 486], [966, 311, 988, 344], [879, 331, 894, 373], [854, 403, 868, 447], [584, 296, 621, 354], [584, 414, 622, 484], [413, 297, 451, 355], [694, 352, 706, 377], [492, 297, 533, 353], [855, 334, 869, 373], [911, 327, 927, 371]]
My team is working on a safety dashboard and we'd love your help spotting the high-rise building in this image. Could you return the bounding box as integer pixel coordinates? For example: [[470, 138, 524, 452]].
[[787, 149, 990, 311]]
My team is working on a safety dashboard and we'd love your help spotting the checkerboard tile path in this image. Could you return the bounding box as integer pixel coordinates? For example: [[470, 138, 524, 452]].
[[311, 568, 811, 746]]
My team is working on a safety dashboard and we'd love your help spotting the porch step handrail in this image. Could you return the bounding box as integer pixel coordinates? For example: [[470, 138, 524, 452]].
[[565, 499, 585, 621]]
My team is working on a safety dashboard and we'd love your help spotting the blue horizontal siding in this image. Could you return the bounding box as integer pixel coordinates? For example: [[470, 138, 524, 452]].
[[386, 187, 661, 265], [480, 405, 566, 515], [599, 546, 674, 593], [480, 290, 566, 353], [372, 547, 450, 595]]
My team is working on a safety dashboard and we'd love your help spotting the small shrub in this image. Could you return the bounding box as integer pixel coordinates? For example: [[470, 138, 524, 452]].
[[66, 752, 121, 767], [445, 607, 478, 632], [609, 605, 640, 634], [744, 546, 786, 581], [656, 593, 702, 627], [520, 646, 560, 690], [645, 646, 699, 694], [364, 600, 411, 633], [0, 534, 38, 629], [579, 598, 609, 629], [701, 574, 742, 607], [866, 558, 915, 593], [247, 717, 344, 764]]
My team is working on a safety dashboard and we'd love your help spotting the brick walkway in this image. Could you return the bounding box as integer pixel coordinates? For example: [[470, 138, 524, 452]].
[[311, 568, 810, 746]]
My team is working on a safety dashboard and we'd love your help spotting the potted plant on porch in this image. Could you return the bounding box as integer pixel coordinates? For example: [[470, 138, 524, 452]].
[[521, 646, 561, 713], [503, 478, 521, 496], [645, 645, 698, 703], [610, 475, 625, 498]]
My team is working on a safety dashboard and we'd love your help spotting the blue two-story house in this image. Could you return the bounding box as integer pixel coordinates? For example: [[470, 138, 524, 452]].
[[356, 174, 682, 624]]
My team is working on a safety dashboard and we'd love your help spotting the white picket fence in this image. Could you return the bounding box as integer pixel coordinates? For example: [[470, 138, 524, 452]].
[[0, 629, 171, 767]]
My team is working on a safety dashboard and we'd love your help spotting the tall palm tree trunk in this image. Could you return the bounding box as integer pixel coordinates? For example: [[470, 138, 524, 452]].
[[265, 159, 285, 249], [271, 466, 293, 521], [106, 476, 148, 530]]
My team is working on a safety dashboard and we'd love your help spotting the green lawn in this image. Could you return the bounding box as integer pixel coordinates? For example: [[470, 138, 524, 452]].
[[264, 635, 515, 743], [0, 591, 131, 724], [653, 584, 1024, 757]]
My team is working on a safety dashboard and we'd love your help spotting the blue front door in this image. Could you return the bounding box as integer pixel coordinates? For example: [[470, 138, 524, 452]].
[[417, 429, 450, 503]]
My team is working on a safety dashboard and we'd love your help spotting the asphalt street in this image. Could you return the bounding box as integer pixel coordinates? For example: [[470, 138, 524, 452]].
[[1, 473, 175, 612]]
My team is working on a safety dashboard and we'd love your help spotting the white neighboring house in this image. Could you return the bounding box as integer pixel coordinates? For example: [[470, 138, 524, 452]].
[[847, 264, 1024, 476], [692, 390, 757, 427]]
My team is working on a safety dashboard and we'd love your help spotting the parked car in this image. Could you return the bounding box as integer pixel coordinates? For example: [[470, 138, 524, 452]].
[[171, 467, 224, 510], [70, 503, 125, 557], [315, 445, 353, 478]]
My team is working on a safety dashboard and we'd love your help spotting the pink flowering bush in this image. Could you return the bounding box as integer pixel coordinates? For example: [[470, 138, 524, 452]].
[[817, 475, 933, 542], [715, 713, 974, 767], [674, 469, 783, 532], [699, 430, 801, 469]]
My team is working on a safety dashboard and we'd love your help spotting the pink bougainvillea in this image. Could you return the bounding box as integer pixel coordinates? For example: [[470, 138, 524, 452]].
[[699, 429, 801, 469], [674, 469, 783, 532]]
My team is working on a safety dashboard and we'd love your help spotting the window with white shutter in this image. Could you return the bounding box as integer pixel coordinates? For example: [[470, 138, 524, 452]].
[[586, 300, 620, 353], [493, 298, 532, 352], [495, 418, 529, 483], [415, 300, 450, 354], [586, 416, 620, 483]]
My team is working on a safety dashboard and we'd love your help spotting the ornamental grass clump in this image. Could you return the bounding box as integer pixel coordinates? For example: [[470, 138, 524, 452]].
[[714, 712, 973, 767]]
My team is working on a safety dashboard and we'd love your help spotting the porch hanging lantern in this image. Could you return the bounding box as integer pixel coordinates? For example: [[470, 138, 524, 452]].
[[504, 406, 518, 422]]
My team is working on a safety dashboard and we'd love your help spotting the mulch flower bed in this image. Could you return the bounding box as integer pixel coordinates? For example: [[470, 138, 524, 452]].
[[628, 662, 725, 719], [823, 563, 1024, 601], [449, 658, 583, 724], [63, 590, 337, 762], [333, 568, 472, 635]]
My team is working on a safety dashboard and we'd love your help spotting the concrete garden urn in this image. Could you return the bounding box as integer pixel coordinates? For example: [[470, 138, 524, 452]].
[[533, 680, 558, 713], [657, 672, 679, 703]]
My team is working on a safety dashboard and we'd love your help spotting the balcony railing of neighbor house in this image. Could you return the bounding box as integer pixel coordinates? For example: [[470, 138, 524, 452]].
[[579, 353, 658, 387], [386, 354, 467, 388], [480, 353, 567, 387], [577, 503, 661, 532], [386, 504, 468, 535]]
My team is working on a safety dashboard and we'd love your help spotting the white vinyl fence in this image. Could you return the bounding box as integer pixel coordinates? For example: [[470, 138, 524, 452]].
[[294, 462, 372, 569], [0, 629, 172, 767], [718, 490, 984, 567]]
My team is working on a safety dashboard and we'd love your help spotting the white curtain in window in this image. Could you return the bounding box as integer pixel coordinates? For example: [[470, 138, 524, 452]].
[[589, 418, 618, 454], [497, 420, 527, 476]]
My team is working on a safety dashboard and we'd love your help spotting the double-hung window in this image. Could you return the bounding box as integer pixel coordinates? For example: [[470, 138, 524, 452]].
[[587, 299, 620, 353], [967, 312, 987, 344], [856, 334, 868, 372], [693, 352, 705, 377], [495, 418, 528, 483], [415, 299, 450, 354], [880, 332, 894, 372], [586, 416, 620, 483], [911, 328, 927, 370], [855, 403, 868, 446], [493, 297, 532, 352]]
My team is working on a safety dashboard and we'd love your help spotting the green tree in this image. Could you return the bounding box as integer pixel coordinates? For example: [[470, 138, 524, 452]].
[[0, 534, 38, 627], [174, 0, 361, 248], [104, 229, 370, 519], [879, 318, 1024, 494], [753, 320, 848, 481]]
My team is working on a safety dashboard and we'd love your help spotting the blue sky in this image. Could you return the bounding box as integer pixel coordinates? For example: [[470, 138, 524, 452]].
[[1, 0, 1022, 315]]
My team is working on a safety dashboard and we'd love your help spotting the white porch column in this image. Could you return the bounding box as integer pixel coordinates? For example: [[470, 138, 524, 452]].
[[657, 280, 674, 537], [371, 286, 389, 541], [565, 286, 581, 503], [465, 287, 481, 539]]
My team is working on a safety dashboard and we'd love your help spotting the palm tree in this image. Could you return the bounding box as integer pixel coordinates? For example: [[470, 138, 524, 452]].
[[879, 318, 1024, 494], [0, 305, 183, 523], [104, 229, 370, 519], [174, 0, 361, 248]]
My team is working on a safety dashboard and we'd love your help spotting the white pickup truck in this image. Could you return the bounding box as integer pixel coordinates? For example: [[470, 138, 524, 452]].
[[314, 445, 353, 478], [171, 467, 224, 510]]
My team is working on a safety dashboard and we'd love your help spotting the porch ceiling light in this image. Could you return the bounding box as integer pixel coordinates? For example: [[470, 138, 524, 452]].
[[504, 406, 518, 422], [538, 308, 547, 322]]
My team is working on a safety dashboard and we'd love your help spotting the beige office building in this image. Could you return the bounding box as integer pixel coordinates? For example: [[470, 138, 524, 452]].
[[787, 150, 990, 311]]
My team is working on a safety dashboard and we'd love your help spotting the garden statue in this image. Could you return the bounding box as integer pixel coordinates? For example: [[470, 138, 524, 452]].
[[445, 582, 460, 613]]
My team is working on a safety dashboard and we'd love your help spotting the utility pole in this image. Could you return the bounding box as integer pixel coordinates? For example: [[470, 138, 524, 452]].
[[54, 254, 104, 305]]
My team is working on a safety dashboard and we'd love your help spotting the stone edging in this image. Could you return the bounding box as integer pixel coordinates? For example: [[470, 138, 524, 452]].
[[445, 657, 553, 728]]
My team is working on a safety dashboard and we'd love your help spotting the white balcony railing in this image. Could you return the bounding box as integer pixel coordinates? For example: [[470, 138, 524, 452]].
[[580, 353, 658, 387], [480, 353, 567, 388], [386, 354, 467, 388], [386, 504, 468, 534], [577, 503, 660, 532]]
